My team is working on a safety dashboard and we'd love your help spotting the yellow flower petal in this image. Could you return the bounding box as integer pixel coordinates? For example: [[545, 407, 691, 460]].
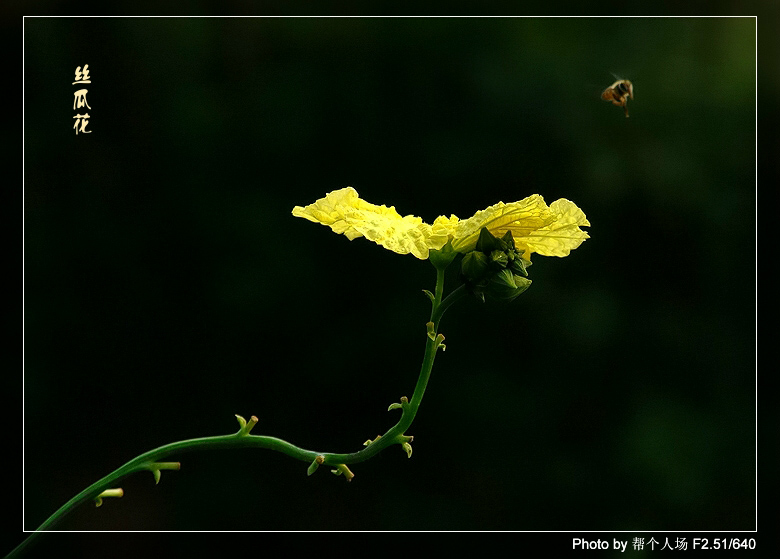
[[292, 187, 447, 259], [519, 198, 591, 257], [293, 188, 590, 260], [448, 195, 555, 253]]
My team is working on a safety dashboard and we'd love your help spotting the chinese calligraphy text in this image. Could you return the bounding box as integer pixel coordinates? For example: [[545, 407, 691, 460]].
[[73, 64, 92, 135]]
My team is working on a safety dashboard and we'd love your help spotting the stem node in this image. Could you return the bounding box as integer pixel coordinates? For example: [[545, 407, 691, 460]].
[[94, 488, 123, 507], [330, 464, 355, 482], [307, 455, 325, 476]]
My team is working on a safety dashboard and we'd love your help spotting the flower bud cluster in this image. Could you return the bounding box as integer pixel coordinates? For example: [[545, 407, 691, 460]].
[[460, 227, 532, 302]]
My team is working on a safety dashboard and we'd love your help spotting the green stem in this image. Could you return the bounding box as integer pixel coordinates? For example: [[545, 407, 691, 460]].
[[434, 265, 446, 306], [27, 432, 321, 533], [11, 266, 467, 557]]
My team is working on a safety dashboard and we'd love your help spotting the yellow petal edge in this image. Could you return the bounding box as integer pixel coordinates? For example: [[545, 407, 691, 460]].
[[292, 187, 589, 260]]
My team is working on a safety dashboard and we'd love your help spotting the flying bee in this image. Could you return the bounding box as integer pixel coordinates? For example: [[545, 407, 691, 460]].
[[601, 79, 634, 118]]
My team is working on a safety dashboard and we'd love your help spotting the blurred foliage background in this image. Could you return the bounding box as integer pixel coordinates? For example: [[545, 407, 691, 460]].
[[24, 17, 755, 533]]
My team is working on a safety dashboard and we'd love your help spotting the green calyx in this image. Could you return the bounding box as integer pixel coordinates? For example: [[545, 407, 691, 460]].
[[461, 227, 532, 302], [428, 240, 457, 271]]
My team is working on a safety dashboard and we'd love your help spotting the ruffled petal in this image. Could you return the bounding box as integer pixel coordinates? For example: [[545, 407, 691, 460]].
[[292, 187, 444, 259], [449, 195, 555, 252], [518, 198, 591, 257]]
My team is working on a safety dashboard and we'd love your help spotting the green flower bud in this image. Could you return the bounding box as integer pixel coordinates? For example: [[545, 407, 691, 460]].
[[475, 227, 502, 254], [490, 250, 508, 268], [489, 267, 515, 290], [500, 230, 516, 250], [462, 228, 531, 302], [461, 251, 489, 282], [513, 274, 532, 294], [510, 254, 532, 277], [487, 269, 532, 301]]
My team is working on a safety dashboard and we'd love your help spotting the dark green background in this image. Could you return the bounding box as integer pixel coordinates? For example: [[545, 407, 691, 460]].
[[24, 17, 755, 532]]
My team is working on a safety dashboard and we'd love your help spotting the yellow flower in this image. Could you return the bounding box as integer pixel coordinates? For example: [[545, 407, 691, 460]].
[[292, 187, 589, 260]]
